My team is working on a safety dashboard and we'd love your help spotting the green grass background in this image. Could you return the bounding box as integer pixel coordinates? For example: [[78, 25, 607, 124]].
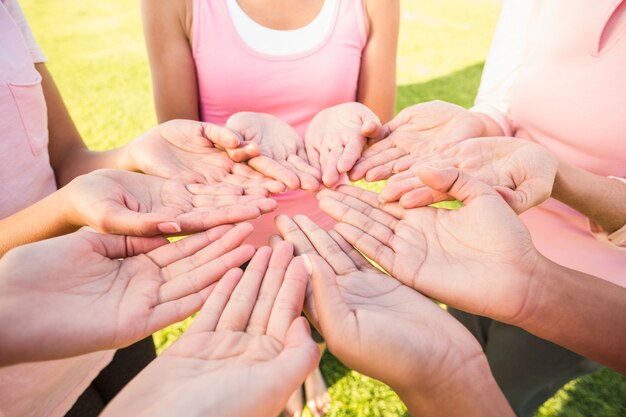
[[21, 0, 626, 415]]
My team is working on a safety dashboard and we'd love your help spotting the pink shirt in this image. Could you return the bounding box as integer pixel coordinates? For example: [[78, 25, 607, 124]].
[[0, 2, 114, 416], [191, 0, 366, 247], [473, 0, 626, 286]]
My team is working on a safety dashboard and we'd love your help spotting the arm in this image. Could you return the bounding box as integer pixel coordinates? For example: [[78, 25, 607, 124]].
[[38, 63, 131, 186], [552, 161, 626, 235], [357, 0, 399, 123], [142, 0, 199, 122]]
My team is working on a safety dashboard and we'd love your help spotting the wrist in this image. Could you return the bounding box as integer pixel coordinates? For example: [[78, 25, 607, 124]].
[[112, 143, 138, 172], [396, 352, 513, 417], [59, 177, 86, 231]]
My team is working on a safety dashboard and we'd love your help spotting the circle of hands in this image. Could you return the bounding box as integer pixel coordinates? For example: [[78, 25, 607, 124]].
[[0, 101, 561, 416]]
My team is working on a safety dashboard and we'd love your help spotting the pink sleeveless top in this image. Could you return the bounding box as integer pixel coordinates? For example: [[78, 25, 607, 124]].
[[191, 0, 366, 246], [510, 0, 626, 286], [0, 3, 114, 416]]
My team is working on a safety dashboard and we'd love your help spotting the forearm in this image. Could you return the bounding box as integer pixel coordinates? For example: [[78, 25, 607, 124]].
[[0, 188, 75, 256], [53, 146, 134, 186], [552, 160, 626, 233], [517, 257, 626, 374], [397, 355, 514, 417]]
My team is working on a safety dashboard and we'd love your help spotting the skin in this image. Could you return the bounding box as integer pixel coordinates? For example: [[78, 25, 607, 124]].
[[100, 242, 320, 417], [273, 214, 514, 417], [317, 167, 626, 373], [0, 223, 256, 366], [381, 136, 558, 213], [0, 169, 277, 256], [2, 64, 282, 256], [141, 0, 398, 187], [350, 100, 504, 182], [226, 112, 322, 191]]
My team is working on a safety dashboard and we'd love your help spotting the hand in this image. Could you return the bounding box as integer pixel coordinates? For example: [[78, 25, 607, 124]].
[[125, 119, 285, 195], [318, 168, 542, 325], [381, 137, 557, 213], [66, 169, 277, 236], [0, 223, 256, 365], [101, 242, 320, 417], [275, 215, 508, 417], [305, 102, 386, 187], [227, 112, 321, 191], [350, 101, 486, 181]]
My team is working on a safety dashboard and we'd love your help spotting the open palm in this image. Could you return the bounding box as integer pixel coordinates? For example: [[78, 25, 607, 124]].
[[274, 214, 486, 398], [383, 137, 557, 213], [67, 169, 277, 236], [318, 168, 541, 325], [0, 223, 255, 365], [227, 112, 321, 191], [101, 242, 319, 417], [351, 101, 485, 181], [125, 119, 284, 195]]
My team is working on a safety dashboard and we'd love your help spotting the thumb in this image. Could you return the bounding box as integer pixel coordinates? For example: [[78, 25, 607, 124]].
[[200, 122, 241, 149], [100, 207, 181, 237], [361, 117, 386, 142], [302, 254, 352, 341], [415, 166, 498, 206]]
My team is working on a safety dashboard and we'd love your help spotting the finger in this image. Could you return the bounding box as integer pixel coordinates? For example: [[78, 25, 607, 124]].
[[386, 169, 415, 184], [160, 223, 254, 276], [158, 244, 255, 303], [361, 118, 386, 142], [267, 250, 309, 340], [364, 161, 396, 182], [186, 268, 245, 333], [270, 317, 320, 393], [292, 215, 358, 275], [359, 137, 393, 159], [305, 142, 322, 172], [336, 136, 366, 174], [332, 222, 394, 276], [92, 233, 168, 259], [322, 146, 342, 187], [303, 254, 354, 343], [327, 230, 372, 270], [391, 154, 419, 173], [191, 194, 271, 209], [415, 166, 498, 205], [318, 186, 403, 226], [148, 284, 215, 336], [249, 156, 300, 190], [100, 208, 180, 237], [288, 154, 321, 178], [495, 178, 550, 214], [246, 242, 294, 335], [399, 188, 447, 208], [275, 214, 317, 255], [231, 163, 286, 194], [201, 122, 241, 149], [146, 224, 234, 266], [217, 246, 273, 331], [225, 142, 260, 162], [279, 160, 319, 192], [176, 206, 263, 232], [349, 147, 405, 181], [268, 234, 284, 248], [380, 177, 426, 202]]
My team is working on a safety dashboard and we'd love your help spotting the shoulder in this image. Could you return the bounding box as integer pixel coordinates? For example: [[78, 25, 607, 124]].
[[362, 0, 400, 37], [142, 0, 191, 36]]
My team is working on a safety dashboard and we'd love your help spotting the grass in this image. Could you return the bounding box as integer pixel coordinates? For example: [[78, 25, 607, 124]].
[[21, 0, 626, 416]]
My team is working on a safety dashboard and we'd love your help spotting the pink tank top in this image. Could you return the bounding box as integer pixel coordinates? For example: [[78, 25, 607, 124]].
[[0, 4, 114, 417], [510, 0, 626, 286], [192, 0, 366, 247]]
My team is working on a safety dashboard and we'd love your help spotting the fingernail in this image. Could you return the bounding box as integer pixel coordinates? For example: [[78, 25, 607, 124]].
[[157, 222, 181, 234], [378, 194, 388, 203], [302, 254, 313, 275]]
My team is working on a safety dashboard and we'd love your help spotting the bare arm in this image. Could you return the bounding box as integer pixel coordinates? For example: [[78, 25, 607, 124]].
[[142, 0, 199, 122], [39, 63, 130, 186], [552, 160, 626, 234], [357, 0, 399, 123]]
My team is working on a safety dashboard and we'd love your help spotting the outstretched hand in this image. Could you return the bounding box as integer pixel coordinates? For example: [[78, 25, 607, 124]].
[[101, 242, 320, 417], [350, 101, 486, 181], [318, 168, 542, 325], [382, 137, 557, 213], [0, 223, 256, 365], [66, 169, 277, 236], [125, 119, 285, 195], [275, 215, 509, 417], [305, 102, 386, 187], [226, 112, 321, 191]]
